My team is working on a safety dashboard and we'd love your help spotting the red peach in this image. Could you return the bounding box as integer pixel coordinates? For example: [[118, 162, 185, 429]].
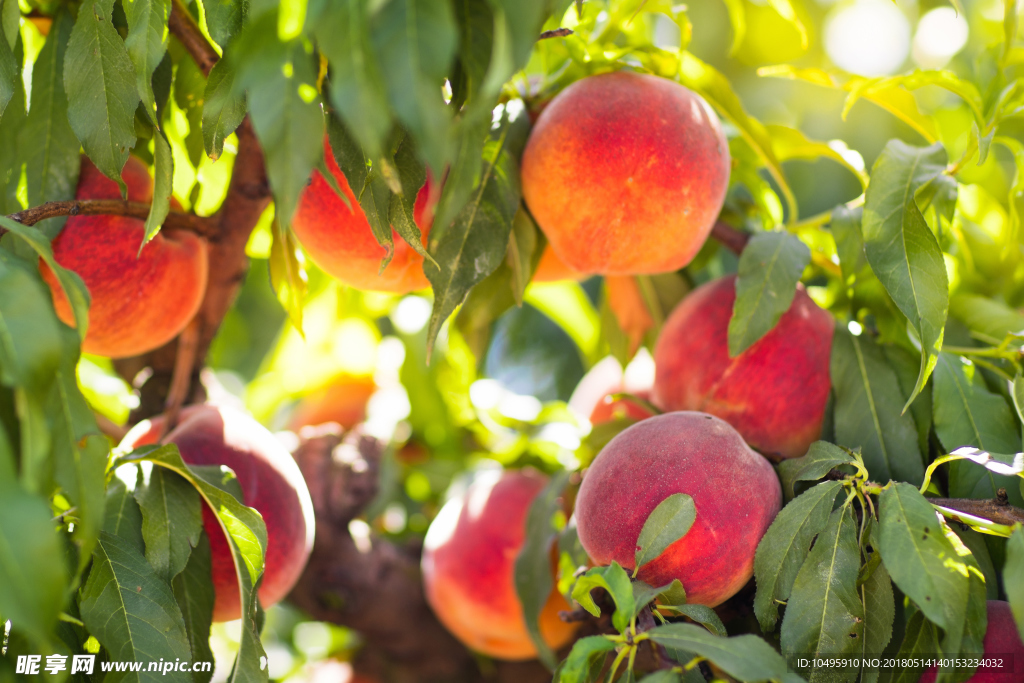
[[575, 412, 782, 606], [421, 469, 577, 660], [652, 276, 833, 459], [291, 137, 435, 293], [920, 601, 1024, 683], [40, 157, 208, 358], [521, 71, 730, 276], [121, 404, 315, 622]]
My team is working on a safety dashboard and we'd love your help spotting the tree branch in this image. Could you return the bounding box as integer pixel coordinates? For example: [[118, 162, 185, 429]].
[[539, 28, 573, 39], [168, 0, 219, 77], [930, 489, 1024, 527], [710, 221, 750, 255], [4, 200, 217, 238]]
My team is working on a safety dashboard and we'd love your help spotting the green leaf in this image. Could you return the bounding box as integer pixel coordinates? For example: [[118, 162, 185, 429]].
[[142, 131, 173, 244], [558, 636, 617, 683], [368, 0, 456, 174], [22, 10, 79, 237], [778, 441, 860, 499], [571, 562, 634, 633], [0, 10, 15, 118], [64, 0, 139, 194], [115, 444, 269, 683], [0, 0, 17, 49], [766, 124, 866, 188], [862, 140, 950, 410], [235, 25, 323, 228], [1005, 526, 1024, 638], [728, 231, 810, 357], [0, 46, 25, 216], [0, 217, 91, 338], [878, 608, 939, 683], [830, 326, 924, 484], [754, 480, 844, 633], [79, 532, 193, 680], [425, 128, 520, 356], [932, 353, 1023, 506], [0, 255, 62, 395], [949, 294, 1024, 343], [202, 60, 246, 161], [648, 623, 797, 682], [858, 558, 894, 683], [514, 469, 569, 670], [50, 332, 108, 573], [171, 531, 214, 683], [876, 483, 969, 631], [313, 0, 393, 161], [135, 467, 203, 583], [388, 134, 435, 266], [831, 205, 867, 286], [270, 221, 308, 332], [123, 0, 171, 125], [203, 0, 244, 47], [631, 579, 682, 621], [0, 481, 68, 646], [679, 51, 795, 224], [780, 505, 864, 679], [633, 493, 697, 576], [638, 672, 684, 683], [104, 473, 146, 553], [660, 603, 727, 638], [883, 344, 933, 463]]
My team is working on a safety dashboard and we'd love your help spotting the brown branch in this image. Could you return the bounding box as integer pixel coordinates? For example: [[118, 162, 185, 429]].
[[5, 200, 217, 239], [929, 489, 1024, 527], [539, 28, 573, 39], [160, 316, 201, 435], [710, 221, 750, 255], [169, 0, 219, 77]]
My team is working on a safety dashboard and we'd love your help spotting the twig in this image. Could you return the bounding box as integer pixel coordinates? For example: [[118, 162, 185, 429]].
[[928, 490, 1024, 527], [539, 28, 574, 39], [160, 316, 201, 437], [4, 200, 217, 238], [710, 221, 749, 255], [94, 413, 129, 442], [168, 0, 219, 77]]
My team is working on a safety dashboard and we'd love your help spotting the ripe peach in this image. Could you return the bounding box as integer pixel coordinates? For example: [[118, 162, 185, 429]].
[[652, 276, 833, 459], [40, 157, 208, 358], [289, 374, 376, 431], [920, 601, 1024, 683], [121, 404, 315, 622], [521, 71, 730, 276], [533, 245, 588, 283], [421, 469, 577, 660], [569, 355, 655, 425], [575, 412, 781, 606], [292, 138, 435, 293]]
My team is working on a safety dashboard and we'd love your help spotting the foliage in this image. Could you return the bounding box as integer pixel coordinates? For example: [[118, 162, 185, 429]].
[[0, 0, 1023, 680]]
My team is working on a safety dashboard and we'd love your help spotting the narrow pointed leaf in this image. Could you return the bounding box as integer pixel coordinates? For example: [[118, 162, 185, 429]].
[[142, 131, 173, 244], [171, 532, 214, 683], [202, 60, 245, 161], [123, 0, 171, 125], [135, 467, 203, 582], [634, 493, 697, 574], [648, 623, 796, 682]]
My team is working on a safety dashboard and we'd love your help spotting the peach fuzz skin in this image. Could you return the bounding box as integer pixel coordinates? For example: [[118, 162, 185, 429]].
[[421, 469, 577, 660], [919, 601, 1024, 683], [40, 157, 208, 359], [291, 137, 435, 293], [521, 71, 730, 276], [653, 276, 834, 459], [121, 404, 315, 622], [575, 412, 782, 607]]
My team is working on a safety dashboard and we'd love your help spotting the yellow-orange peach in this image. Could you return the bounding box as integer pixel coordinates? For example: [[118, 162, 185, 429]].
[[292, 138, 435, 293], [421, 469, 576, 660], [40, 157, 207, 358], [521, 71, 730, 275], [533, 245, 588, 282], [653, 276, 833, 459], [289, 375, 376, 431], [575, 412, 781, 606], [121, 404, 315, 622]]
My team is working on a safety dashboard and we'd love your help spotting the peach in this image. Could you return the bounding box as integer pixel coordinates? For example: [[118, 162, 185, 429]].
[[421, 469, 577, 660], [575, 412, 781, 606], [653, 276, 833, 459], [521, 71, 730, 276], [288, 374, 376, 431], [533, 245, 588, 283], [291, 137, 435, 293], [40, 157, 208, 358], [121, 404, 315, 622], [569, 355, 655, 425], [920, 601, 1024, 683]]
